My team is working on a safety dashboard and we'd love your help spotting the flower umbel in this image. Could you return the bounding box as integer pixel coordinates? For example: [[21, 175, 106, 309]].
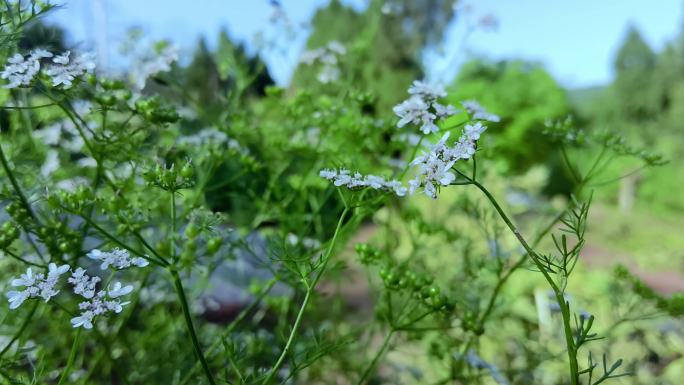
[[6, 263, 70, 309], [71, 281, 133, 329], [319, 169, 408, 197], [87, 248, 149, 270], [393, 80, 458, 134]]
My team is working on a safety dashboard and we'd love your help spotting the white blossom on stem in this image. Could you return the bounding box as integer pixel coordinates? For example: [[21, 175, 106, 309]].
[[70, 282, 133, 329], [44, 51, 96, 88], [300, 41, 346, 83], [319, 169, 408, 197], [86, 248, 149, 270], [131, 44, 178, 90], [394, 80, 458, 135], [461, 100, 501, 123], [0, 49, 52, 88], [6, 263, 70, 309]]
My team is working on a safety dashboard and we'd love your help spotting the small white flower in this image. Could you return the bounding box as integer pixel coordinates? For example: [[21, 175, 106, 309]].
[[68, 267, 101, 299], [87, 248, 149, 270], [299, 41, 346, 83], [319, 169, 337, 179], [394, 81, 457, 134], [464, 122, 487, 141], [107, 282, 133, 298], [131, 44, 178, 90], [408, 80, 447, 100], [6, 290, 29, 310], [45, 51, 96, 89], [40, 150, 60, 177], [461, 100, 500, 123], [6, 264, 69, 309], [393, 96, 429, 128], [319, 168, 408, 197], [71, 283, 132, 329], [71, 311, 94, 329], [1, 52, 41, 88]]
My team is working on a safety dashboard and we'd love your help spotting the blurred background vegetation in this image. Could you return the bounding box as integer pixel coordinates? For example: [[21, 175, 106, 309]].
[[3, 0, 683, 383]]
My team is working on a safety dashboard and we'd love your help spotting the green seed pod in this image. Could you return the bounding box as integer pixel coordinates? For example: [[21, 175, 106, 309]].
[[180, 162, 194, 179], [95, 93, 117, 107], [206, 237, 222, 255], [184, 223, 198, 238], [58, 241, 70, 253]]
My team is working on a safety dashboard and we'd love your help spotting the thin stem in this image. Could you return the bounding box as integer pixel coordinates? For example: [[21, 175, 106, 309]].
[[261, 208, 349, 384], [357, 330, 395, 385], [469, 179, 579, 385], [178, 278, 277, 385], [171, 190, 177, 261], [171, 269, 216, 385], [0, 144, 38, 221], [56, 329, 81, 385], [3, 249, 46, 268]]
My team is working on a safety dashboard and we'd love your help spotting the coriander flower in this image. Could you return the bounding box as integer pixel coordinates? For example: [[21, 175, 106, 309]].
[[461, 100, 500, 123], [1, 51, 41, 88], [131, 44, 178, 90], [71, 281, 133, 329], [300, 41, 346, 83], [407, 122, 487, 198], [464, 122, 486, 141], [68, 267, 101, 299], [87, 248, 149, 270], [408, 80, 447, 100], [44, 51, 96, 88], [6, 263, 70, 309], [393, 81, 458, 134], [40, 150, 60, 177], [318, 169, 407, 196]]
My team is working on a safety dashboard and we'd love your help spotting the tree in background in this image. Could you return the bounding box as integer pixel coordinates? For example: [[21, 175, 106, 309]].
[[447, 59, 571, 173], [291, 0, 456, 112], [611, 26, 660, 135]]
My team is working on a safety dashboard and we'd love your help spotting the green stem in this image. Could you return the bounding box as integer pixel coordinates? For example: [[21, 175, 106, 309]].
[[171, 269, 216, 385], [261, 208, 349, 384], [178, 278, 277, 385], [0, 143, 37, 221], [470, 179, 579, 385], [357, 329, 395, 385], [56, 329, 81, 385], [171, 190, 177, 261]]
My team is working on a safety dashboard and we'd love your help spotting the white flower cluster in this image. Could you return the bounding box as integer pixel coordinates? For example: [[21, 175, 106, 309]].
[[177, 127, 244, 153], [319, 81, 489, 200], [286, 233, 322, 250], [1, 49, 50, 88], [45, 51, 96, 88], [393, 80, 459, 135], [300, 41, 346, 83], [6, 263, 69, 309], [131, 44, 178, 90], [69, 271, 132, 329], [5, 248, 147, 329], [87, 248, 149, 270], [461, 100, 501, 123], [408, 122, 486, 198], [319, 169, 408, 196], [1, 49, 95, 89], [33, 118, 94, 153]]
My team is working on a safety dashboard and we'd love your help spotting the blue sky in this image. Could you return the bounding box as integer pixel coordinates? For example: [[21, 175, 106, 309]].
[[47, 0, 683, 89]]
